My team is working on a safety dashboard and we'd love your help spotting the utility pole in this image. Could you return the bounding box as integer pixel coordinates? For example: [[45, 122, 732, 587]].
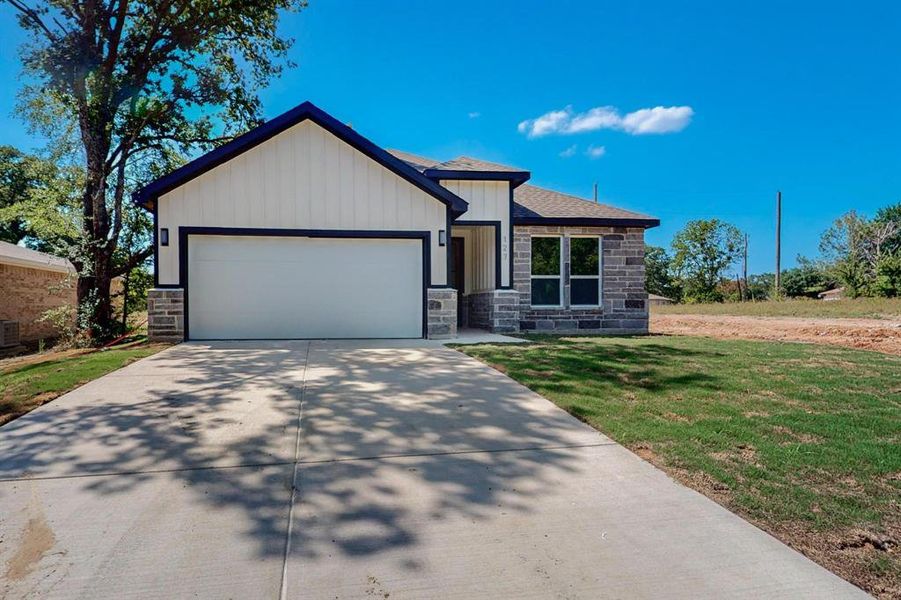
[[742, 233, 748, 301], [593, 182, 598, 203], [775, 190, 782, 297]]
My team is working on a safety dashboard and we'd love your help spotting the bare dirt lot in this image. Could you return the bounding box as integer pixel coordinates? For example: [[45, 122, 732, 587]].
[[652, 313, 901, 355]]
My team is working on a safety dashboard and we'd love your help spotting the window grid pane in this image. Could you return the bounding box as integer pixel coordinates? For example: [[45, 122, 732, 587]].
[[571, 277, 600, 306], [531, 279, 561, 306], [571, 237, 599, 276], [531, 237, 561, 276]]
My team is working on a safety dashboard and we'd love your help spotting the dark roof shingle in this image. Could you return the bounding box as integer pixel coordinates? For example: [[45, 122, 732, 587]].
[[388, 150, 658, 227], [386, 150, 439, 172], [514, 184, 658, 226], [429, 155, 524, 173]]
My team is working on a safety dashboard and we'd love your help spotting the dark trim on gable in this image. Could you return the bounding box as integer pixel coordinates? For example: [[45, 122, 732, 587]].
[[152, 202, 159, 288], [513, 217, 660, 228], [176, 227, 431, 340], [453, 220, 503, 290], [134, 101, 469, 217], [426, 169, 531, 189], [445, 207, 452, 290], [507, 184, 515, 289]]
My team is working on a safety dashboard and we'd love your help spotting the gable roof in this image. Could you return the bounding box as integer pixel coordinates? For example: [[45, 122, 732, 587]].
[[134, 102, 469, 217], [514, 184, 659, 228], [387, 151, 531, 187], [0, 241, 74, 274], [386, 150, 440, 171], [431, 156, 524, 173], [387, 150, 658, 228]]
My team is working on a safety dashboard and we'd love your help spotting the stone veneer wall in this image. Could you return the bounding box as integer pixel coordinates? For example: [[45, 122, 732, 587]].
[[468, 289, 520, 333], [147, 288, 185, 342], [513, 225, 648, 333], [0, 263, 76, 343], [427, 288, 457, 339]]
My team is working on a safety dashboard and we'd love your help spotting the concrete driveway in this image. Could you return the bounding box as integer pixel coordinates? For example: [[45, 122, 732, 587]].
[[0, 340, 867, 599]]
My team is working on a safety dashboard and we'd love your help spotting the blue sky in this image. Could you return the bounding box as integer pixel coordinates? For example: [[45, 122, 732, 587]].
[[1, 1, 899, 274]]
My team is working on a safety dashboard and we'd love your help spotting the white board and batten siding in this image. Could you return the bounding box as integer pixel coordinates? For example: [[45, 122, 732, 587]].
[[453, 226, 496, 294], [156, 119, 448, 286], [440, 180, 510, 287]]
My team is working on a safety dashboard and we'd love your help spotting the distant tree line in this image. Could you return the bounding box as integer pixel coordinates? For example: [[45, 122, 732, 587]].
[[645, 202, 901, 303]]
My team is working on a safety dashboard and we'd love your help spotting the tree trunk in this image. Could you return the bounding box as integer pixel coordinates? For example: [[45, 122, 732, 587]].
[[121, 271, 130, 332]]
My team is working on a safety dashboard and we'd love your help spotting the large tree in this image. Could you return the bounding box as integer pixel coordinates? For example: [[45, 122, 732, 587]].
[[644, 245, 681, 301], [5, 0, 306, 339], [819, 208, 900, 296], [671, 219, 743, 303]]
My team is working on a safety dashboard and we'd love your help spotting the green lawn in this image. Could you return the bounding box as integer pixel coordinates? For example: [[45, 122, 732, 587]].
[[653, 296, 901, 319], [460, 335, 901, 597], [0, 341, 166, 425]]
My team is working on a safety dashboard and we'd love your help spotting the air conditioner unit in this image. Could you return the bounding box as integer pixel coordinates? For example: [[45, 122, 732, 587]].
[[0, 321, 20, 348]]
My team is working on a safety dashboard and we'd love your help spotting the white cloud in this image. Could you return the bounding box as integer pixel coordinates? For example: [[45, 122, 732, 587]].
[[468, 111, 481, 119], [620, 106, 694, 134], [568, 106, 620, 133], [585, 145, 606, 159], [518, 108, 570, 137], [517, 104, 694, 137], [559, 144, 578, 158]]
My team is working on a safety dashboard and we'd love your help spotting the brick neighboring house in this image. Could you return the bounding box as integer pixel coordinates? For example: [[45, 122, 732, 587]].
[[0, 241, 77, 343], [135, 101, 659, 342]]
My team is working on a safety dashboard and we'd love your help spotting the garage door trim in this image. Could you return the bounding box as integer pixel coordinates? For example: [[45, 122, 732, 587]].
[[177, 226, 432, 339]]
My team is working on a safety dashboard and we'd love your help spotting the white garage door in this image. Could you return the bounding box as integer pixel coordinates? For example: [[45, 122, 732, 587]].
[[187, 235, 423, 339]]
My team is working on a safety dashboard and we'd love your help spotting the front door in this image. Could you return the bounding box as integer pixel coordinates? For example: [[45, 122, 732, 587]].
[[450, 237, 465, 326]]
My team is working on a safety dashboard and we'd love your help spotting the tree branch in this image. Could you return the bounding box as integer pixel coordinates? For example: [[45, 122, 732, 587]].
[[5, 0, 58, 40], [111, 245, 152, 277]]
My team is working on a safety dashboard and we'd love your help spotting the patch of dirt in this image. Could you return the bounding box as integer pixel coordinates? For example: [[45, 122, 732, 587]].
[[628, 442, 900, 597], [0, 391, 64, 427], [633, 444, 658, 462], [4, 493, 56, 583], [488, 362, 508, 374], [710, 444, 760, 467], [0, 348, 93, 374], [771, 425, 823, 445], [762, 521, 901, 600], [651, 314, 901, 355], [662, 411, 691, 423]]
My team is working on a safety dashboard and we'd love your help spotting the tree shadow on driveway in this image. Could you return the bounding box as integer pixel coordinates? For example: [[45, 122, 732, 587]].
[[0, 339, 596, 592]]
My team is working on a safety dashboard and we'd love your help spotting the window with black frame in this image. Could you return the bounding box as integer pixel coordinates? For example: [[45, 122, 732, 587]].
[[570, 237, 601, 306], [530, 236, 561, 306]]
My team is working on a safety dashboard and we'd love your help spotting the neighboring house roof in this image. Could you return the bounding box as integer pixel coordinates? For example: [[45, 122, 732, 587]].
[[817, 287, 845, 299], [648, 293, 674, 303], [0, 241, 74, 274], [513, 184, 660, 227], [134, 101, 470, 217]]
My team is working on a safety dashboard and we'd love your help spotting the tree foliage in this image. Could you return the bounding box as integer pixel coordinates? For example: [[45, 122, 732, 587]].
[[644, 245, 681, 301], [670, 219, 743, 303], [819, 207, 900, 297], [5, 0, 306, 340], [780, 257, 834, 299]]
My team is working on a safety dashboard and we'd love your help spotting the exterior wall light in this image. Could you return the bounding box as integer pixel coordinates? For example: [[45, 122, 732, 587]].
[[160, 228, 169, 246], [438, 229, 446, 246]]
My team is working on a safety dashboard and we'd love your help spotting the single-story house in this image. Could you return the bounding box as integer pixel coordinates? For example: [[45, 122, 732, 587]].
[[135, 101, 659, 342], [817, 287, 845, 301], [0, 241, 76, 343], [648, 293, 674, 306]]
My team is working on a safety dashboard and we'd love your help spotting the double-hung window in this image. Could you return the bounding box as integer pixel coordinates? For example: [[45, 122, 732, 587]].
[[570, 236, 602, 306], [530, 236, 562, 306]]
